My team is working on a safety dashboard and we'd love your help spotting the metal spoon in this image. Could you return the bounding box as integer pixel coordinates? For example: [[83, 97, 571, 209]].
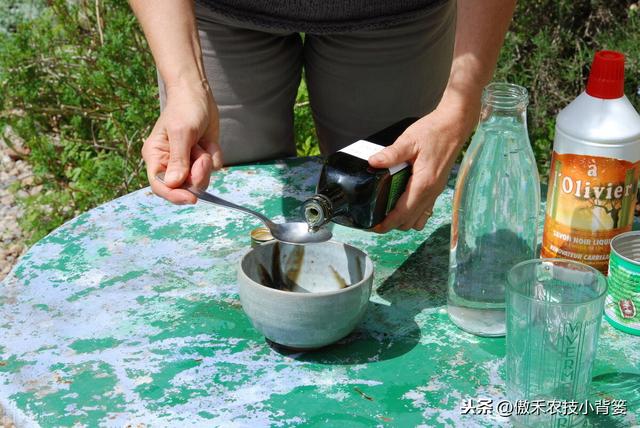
[[155, 173, 332, 245]]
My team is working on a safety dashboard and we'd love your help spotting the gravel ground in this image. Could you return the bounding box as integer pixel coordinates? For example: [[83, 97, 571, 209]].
[[0, 134, 35, 282]]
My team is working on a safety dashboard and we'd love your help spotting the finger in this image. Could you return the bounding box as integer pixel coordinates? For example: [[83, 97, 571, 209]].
[[165, 124, 197, 187], [199, 118, 223, 170], [145, 157, 197, 204], [407, 173, 438, 231], [412, 205, 435, 231], [374, 172, 432, 233], [397, 222, 413, 232], [146, 155, 197, 204], [397, 203, 429, 231], [211, 143, 224, 171], [368, 135, 416, 169], [142, 134, 197, 204], [149, 176, 197, 205], [372, 190, 411, 233], [201, 136, 223, 172], [190, 144, 213, 191], [400, 198, 432, 231], [199, 104, 223, 171]]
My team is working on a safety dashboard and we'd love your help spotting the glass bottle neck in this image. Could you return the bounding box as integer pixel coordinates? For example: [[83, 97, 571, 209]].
[[478, 83, 529, 131], [479, 105, 527, 126], [303, 188, 346, 229], [304, 194, 332, 229]]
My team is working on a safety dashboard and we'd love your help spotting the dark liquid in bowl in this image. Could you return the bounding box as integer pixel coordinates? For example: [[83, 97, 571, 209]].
[[252, 242, 363, 293]]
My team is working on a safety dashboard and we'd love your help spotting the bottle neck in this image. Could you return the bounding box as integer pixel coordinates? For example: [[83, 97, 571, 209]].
[[303, 188, 346, 230], [479, 83, 529, 128], [479, 105, 527, 127]]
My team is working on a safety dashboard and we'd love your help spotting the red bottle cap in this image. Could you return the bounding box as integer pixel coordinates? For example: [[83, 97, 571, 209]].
[[586, 50, 625, 99]]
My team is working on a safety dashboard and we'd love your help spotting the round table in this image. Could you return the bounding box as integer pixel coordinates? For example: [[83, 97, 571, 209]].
[[1, 157, 638, 427]]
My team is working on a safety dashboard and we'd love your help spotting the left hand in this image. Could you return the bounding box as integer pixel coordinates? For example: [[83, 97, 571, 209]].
[[368, 96, 480, 232]]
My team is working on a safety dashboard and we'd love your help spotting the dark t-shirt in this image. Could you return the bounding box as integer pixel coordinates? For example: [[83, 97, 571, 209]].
[[196, 0, 448, 33]]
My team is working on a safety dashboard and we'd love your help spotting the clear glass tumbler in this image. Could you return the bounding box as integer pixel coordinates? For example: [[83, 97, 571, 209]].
[[448, 82, 540, 336], [506, 259, 607, 428]]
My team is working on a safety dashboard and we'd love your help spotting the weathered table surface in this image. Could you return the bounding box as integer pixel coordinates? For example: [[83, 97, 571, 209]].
[[1, 157, 638, 427]]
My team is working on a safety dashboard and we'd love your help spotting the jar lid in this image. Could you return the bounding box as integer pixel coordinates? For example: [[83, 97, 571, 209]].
[[250, 227, 274, 246]]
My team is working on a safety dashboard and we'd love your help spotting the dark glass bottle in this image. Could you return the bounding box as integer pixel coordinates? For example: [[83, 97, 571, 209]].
[[303, 118, 416, 230]]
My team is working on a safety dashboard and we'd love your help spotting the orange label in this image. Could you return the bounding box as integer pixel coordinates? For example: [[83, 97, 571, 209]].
[[541, 152, 640, 272]]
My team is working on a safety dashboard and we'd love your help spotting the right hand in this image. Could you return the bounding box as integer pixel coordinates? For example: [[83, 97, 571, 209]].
[[142, 80, 223, 204]]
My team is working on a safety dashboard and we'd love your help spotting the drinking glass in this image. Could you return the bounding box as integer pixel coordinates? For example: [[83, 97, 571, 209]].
[[506, 259, 607, 428]]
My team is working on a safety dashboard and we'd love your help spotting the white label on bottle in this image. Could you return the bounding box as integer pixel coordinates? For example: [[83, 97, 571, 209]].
[[339, 140, 409, 175]]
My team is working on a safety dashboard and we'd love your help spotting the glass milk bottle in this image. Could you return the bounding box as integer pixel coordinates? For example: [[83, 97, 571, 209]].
[[447, 83, 540, 337]]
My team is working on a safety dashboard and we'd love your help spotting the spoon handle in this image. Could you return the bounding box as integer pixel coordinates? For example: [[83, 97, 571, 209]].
[[155, 173, 274, 226]]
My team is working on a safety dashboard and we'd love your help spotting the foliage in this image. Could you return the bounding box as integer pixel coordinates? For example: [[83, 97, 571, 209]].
[[294, 76, 320, 157], [1, 1, 639, 243], [0, 0, 157, 243], [494, 0, 640, 178]]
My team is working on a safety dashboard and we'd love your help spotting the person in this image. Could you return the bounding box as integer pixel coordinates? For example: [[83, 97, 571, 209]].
[[130, 0, 516, 233]]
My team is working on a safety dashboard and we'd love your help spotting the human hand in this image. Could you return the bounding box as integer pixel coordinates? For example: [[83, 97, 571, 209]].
[[142, 80, 223, 204], [368, 95, 480, 232]]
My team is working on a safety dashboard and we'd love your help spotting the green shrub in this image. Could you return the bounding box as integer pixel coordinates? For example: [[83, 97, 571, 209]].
[[294, 76, 320, 157], [0, 0, 157, 243]]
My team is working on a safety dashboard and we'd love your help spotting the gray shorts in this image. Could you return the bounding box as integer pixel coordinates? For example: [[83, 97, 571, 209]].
[[159, 0, 456, 165]]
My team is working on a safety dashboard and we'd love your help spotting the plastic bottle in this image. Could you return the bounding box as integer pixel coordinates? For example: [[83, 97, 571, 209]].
[[447, 83, 540, 337], [541, 50, 640, 273]]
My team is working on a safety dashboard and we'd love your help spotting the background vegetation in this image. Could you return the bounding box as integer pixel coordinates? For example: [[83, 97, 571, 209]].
[[1, 0, 639, 243]]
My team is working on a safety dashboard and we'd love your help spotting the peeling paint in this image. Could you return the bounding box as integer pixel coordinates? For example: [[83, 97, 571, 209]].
[[0, 158, 638, 427]]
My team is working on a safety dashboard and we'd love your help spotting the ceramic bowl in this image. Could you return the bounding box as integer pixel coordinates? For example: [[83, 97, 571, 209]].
[[237, 240, 374, 350]]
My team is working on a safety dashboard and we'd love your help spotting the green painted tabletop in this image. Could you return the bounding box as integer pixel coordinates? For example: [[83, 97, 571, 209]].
[[0, 157, 638, 427]]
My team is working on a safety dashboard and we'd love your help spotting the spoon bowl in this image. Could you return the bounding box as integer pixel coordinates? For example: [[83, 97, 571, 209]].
[[155, 173, 332, 245], [270, 221, 332, 245]]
